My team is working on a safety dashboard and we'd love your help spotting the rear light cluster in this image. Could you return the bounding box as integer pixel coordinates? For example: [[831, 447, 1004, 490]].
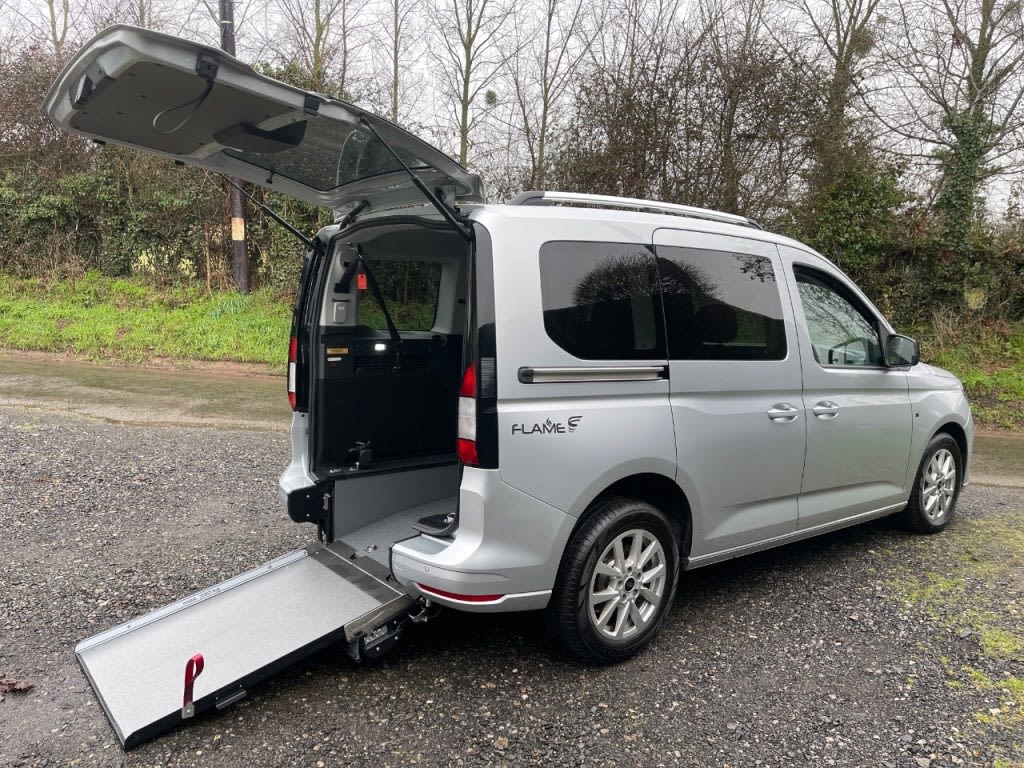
[[287, 335, 298, 410], [457, 363, 478, 465]]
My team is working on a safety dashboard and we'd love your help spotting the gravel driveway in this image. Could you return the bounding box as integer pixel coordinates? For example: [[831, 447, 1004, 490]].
[[1, 405, 1021, 767]]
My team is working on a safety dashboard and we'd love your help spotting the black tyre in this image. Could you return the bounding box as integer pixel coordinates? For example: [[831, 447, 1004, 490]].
[[899, 433, 963, 533], [549, 497, 680, 663]]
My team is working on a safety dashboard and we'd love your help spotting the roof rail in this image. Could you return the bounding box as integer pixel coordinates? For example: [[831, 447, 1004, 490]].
[[507, 191, 762, 230]]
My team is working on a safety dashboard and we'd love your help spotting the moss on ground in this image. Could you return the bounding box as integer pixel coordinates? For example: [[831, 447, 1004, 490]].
[[891, 510, 1024, 760]]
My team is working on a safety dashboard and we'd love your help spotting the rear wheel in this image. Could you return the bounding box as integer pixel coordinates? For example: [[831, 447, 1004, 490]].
[[549, 497, 679, 663], [899, 433, 963, 533]]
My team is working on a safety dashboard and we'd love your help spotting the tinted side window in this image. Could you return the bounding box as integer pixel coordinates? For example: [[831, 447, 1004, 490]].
[[655, 246, 786, 360], [540, 242, 665, 360], [794, 268, 883, 367]]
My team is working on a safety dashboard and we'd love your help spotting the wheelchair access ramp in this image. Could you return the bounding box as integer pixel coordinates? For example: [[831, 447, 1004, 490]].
[[76, 542, 414, 749]]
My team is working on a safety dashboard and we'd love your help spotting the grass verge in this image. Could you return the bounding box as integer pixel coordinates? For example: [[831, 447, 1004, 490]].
[[921, 316, 1024, 431], [0, 272, 292, 364]]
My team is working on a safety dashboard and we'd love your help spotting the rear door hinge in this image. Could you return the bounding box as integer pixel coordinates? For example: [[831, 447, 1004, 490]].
[[195, 51, 219, 80]]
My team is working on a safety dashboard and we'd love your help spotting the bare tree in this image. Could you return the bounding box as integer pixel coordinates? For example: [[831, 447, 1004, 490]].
[[268, 0, 369, 95], [82, 0, 161, 31], [46, 0, 70, 52], [509, 0, 592, 188], [431, 0, 517, 166], [788, 0, 884, 187], [699, 0, 812, 215], [563, 0, 689, 200], [0, 0, 78, 54], [809, 0, 880, 135], [389, 0, 404, 120], [388, 0, 413, 121], [362, 0, 425, 124], [875, 0, 1024, 244]]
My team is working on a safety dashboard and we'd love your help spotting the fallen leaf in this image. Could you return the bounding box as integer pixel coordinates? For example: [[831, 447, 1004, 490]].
[[0, 676, 35, 696]]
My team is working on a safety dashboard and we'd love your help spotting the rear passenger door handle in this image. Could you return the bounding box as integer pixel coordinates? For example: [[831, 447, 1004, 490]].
[[812, 401, 840, 420], [767, 403, 800, 423]]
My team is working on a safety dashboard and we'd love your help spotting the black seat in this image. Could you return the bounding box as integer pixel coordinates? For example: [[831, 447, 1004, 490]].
[[695, 302, 737, 359]]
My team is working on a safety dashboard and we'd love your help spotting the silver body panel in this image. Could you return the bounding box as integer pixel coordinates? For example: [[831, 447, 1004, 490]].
[[655, 228, 804, 556]]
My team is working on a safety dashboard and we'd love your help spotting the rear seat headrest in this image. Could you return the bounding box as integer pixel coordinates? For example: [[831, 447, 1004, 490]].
[[696, 302, 738, 344]]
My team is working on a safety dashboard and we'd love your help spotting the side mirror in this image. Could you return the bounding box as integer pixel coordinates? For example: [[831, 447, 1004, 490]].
[[885, 334, 919, 367]]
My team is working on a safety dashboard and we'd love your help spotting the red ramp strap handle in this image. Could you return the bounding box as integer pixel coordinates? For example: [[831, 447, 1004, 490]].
[[181, 653, 204, 719]]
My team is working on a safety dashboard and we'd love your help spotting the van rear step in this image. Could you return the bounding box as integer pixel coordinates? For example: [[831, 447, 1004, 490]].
[[76, 543, 415, 749]]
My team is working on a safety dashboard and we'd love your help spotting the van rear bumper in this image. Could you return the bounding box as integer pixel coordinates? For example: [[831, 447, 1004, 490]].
[[390, 467, 573, 613], [395, 563, 552, 613]]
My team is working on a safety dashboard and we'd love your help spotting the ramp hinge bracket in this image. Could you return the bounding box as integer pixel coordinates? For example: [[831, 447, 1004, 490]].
[[317, 490, 331, 542]]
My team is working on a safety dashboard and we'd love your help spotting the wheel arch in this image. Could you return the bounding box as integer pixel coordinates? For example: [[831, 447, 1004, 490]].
[[570, 473, 693, 561], [932, 421, 968, 466]]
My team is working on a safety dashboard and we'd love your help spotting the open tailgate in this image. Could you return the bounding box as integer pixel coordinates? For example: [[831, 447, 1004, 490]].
[[42, 25, 483, 214]]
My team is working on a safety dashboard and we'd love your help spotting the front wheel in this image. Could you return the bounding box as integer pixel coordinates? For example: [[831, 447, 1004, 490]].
[[549, 497, 679, 663], [899, 433, 963, 533]]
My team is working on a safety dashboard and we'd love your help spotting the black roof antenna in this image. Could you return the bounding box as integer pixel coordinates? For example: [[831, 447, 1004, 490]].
[[357, 116, 473, 243]]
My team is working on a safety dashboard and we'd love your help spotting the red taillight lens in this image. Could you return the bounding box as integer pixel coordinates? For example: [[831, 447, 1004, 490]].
[[457, 364, 477, 465], [287, 336, 298, 410], [457, 437, 479, 465], [458, 363, 476, 397]]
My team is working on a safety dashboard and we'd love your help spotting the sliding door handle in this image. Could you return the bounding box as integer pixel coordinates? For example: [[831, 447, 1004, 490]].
[[812, 401, 840, 420], [767, 403, 800, 423]]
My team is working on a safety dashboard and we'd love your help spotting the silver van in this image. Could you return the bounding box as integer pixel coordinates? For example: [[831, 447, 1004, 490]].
[[278, 191, 973, 663], [45, 25, 972, 747]]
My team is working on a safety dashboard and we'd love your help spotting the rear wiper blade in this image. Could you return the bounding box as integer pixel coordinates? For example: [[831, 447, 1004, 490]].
[[218, 173, 313, 250], [357, 116, 473, 243]]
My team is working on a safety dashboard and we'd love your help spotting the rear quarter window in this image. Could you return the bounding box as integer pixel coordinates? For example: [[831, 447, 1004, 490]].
[[539, 241, 666, 360], [655, 245, 786, 361]]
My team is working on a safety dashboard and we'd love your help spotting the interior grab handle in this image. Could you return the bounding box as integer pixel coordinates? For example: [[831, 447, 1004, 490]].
[[767, 403, 800, 423]]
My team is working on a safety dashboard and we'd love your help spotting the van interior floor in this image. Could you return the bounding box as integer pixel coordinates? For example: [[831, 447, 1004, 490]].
[[336, 495, 457, 569]]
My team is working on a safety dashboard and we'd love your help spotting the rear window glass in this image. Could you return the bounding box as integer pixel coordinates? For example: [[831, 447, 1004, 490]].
[[655, 246, 786, 360], [359, 259, 441, 331], [224, 117, 429, 192], [540, 242, 666, 360]]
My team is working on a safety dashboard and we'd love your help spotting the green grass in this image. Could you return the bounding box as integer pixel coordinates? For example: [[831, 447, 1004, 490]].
[[0, 272, 292, 364], [922, 320, 1024, 431]]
